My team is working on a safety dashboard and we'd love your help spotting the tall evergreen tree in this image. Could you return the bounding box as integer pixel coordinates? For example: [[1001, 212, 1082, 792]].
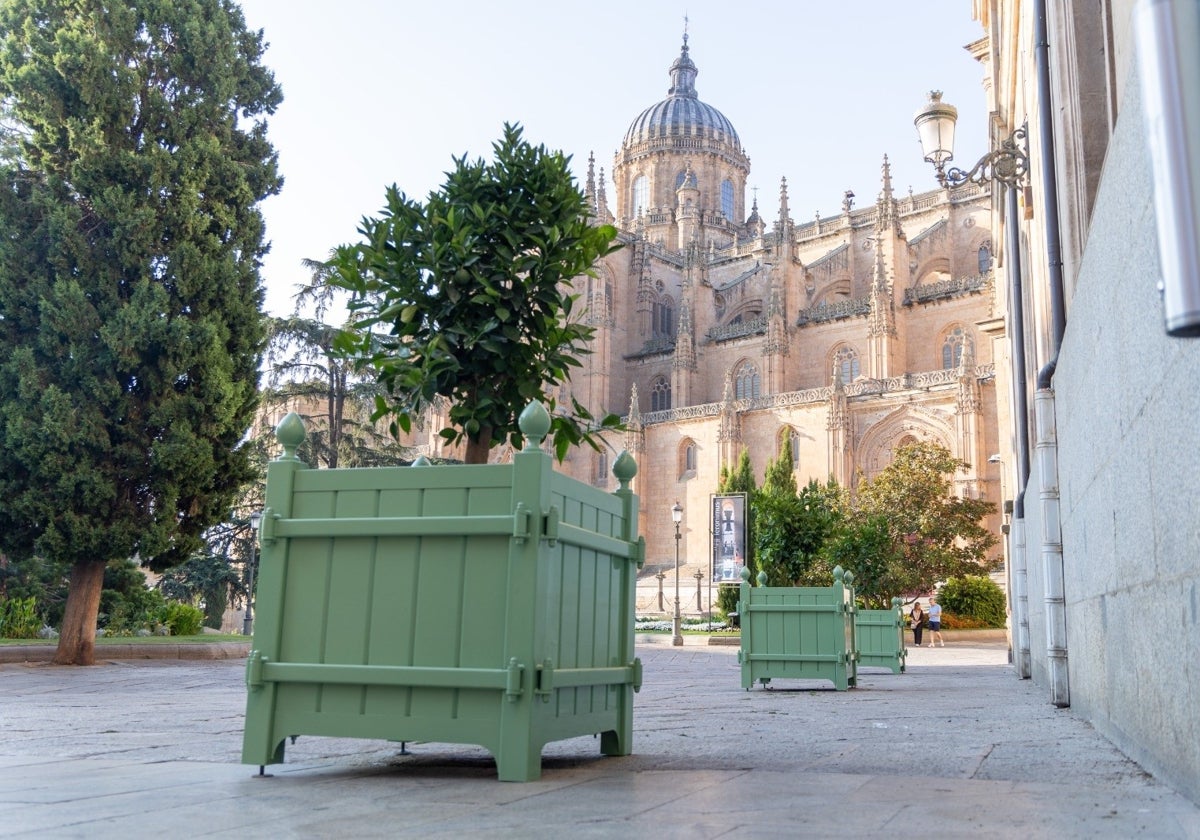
[[0, 0, 281, 664]]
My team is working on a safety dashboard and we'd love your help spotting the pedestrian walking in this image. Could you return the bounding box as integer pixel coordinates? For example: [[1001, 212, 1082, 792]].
[[927, 595, 945, 646], [910, 602, 926, 648]]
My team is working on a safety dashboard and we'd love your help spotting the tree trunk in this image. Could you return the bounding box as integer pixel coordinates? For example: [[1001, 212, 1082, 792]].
[[464, 426, 494, 464], [52, 561, 106, 666]]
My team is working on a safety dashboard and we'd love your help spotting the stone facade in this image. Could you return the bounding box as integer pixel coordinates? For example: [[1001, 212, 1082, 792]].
[[412, 34, 1003, 598], [979, 0, 1200, 806]]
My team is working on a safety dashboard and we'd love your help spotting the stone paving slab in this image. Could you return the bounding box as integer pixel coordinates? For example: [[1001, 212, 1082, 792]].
[[1, 640, 1198, 838]]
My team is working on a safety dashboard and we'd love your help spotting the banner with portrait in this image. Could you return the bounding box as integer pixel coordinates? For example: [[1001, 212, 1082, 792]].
[[711, 493, 747, 583]]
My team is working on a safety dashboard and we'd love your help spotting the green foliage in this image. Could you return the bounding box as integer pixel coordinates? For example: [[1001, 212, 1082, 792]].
[[263, 264, 417, 469], [754, 476, 844, 586], [159, 601, 205, 636], [718, 449, 756, 496], [328, 123, 624, 463], [716, 441, 997, 608], [852, 442, 997, 597], [99, 559, 166, 635], [716, 583, 739, 620], [0, 0, 282, 658], [157, 550, 240, 629], [938, 575, 1007, 628], [823, 514, 906, 608], [0, 554, 69, 627], [761, 437, 798, 498], [0, 595, 40, 638]]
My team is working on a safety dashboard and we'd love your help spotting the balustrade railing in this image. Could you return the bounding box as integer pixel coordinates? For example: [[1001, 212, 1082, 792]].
[[904, 273, 992, 305], [795, 297, 871, 326], [624, 364, 995, 425], [705, 314, 767, 343]]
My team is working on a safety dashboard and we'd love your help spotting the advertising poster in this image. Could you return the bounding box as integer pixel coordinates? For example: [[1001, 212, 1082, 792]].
[[711, 493, 747, 583]]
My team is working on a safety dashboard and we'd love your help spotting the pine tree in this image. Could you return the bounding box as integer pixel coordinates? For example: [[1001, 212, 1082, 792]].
[[262, 260, 415, 469], [0, 0, 281, 664]]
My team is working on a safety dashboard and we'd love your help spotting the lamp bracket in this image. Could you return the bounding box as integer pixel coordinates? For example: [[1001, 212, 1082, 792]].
[[939, 125, 1030, 190]]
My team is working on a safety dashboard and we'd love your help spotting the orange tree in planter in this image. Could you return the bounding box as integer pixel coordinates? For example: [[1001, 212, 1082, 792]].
[[328, 124, 623, 464]]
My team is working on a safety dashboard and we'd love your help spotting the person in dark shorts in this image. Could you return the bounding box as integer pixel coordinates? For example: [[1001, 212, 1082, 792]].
[[927, 595, 945, 647]]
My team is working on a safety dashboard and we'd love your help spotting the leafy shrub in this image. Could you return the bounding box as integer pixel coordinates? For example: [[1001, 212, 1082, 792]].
[[940, 612, 990, 630], [98, 559, 167, 635], [159, 602, 205, 636], [938, 575, 1006, 628], [0, 596, 41, 639], [716, 583, 739, 620]]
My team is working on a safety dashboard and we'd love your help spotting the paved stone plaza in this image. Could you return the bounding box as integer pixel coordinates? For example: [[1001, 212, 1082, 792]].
[[1, 638, 1198, 838]]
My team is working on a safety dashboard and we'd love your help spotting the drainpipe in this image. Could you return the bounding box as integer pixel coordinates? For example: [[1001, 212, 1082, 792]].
[[1005, 185, 1032, 679], [1034, 0, 1070, 708]]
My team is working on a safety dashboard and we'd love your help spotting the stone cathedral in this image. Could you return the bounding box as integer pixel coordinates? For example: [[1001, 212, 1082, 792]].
[[428, 34, 1002, 600]]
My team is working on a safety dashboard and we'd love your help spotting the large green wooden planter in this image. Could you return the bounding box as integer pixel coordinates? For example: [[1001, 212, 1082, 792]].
[[854, 598, 907, 674], [737, 567, 858, 691], [241, 402, 644, 782]]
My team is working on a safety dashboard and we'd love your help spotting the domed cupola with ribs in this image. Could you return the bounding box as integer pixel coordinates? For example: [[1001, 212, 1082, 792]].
[[612, 30, 751, 248], [622, 38, 741, 150]]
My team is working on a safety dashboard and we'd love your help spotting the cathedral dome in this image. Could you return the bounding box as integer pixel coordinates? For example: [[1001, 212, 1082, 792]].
[[622, 37, 742, 151]]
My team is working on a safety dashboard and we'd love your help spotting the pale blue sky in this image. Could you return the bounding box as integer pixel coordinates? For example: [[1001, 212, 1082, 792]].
[[236, 1, 988, 317]]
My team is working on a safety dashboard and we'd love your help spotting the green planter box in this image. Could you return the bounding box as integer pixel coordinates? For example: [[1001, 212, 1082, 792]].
[[855, 599, 907, 674], [737, 567, 858, 691], [241, 402, 644, 782]]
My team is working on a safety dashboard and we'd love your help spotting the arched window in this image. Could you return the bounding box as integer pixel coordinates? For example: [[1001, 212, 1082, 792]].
[[679, 438, 697, 479], [652, 297, 675, 338], [833, 345, 860, 383], [734, 360, 760, 400], [978, 242, 992, 274], [633, 175, 649, 216], [650, 375, 672, 412], [941, 326, 973, 369], [721, 179, 734, 219], [790, 428, 800, 469]]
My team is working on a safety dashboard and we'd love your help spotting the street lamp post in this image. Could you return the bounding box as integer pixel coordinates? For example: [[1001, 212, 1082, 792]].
[[671, 501, 683, 647], [243, 509, 263, 636]]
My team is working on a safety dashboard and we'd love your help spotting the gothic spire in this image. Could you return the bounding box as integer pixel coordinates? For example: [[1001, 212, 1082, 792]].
[[673, 284, 697, 370], [585, 151, 596, 206], [597, 167, 611, 223], [625, 384, 645, 454], [764, 280, 789, 357], [875, 154, 901, 232]]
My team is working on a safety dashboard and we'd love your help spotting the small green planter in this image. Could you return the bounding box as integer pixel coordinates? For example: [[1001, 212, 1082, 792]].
[[737, 566, 858, 691], [855, 599, 907, 674]]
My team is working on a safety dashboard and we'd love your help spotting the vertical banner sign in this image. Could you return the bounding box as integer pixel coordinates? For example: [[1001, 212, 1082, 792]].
[[711, 493, 747, 582]]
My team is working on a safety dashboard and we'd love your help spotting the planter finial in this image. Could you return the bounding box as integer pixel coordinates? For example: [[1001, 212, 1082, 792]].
[[275, 413, 306, 460], [613, 450, 637, 487], [518, 401, 551, 450]]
